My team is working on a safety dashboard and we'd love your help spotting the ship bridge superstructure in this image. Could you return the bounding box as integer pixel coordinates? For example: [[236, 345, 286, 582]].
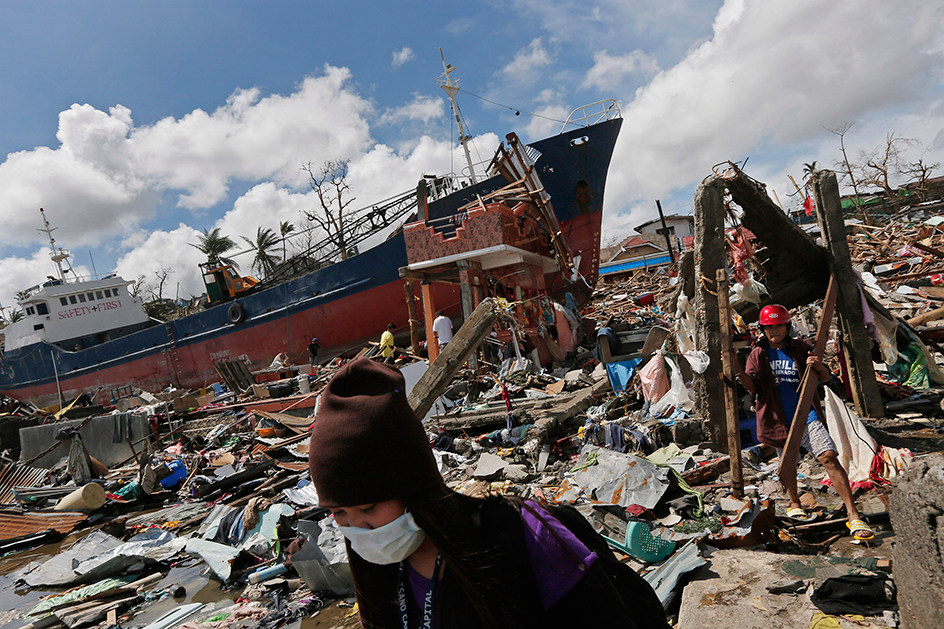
[[2, 210, 150, 353]]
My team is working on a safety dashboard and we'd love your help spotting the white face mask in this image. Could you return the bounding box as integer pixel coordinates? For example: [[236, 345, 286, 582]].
[[338, 510, 426, 565]]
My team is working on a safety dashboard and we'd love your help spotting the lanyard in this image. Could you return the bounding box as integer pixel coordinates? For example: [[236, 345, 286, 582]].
[[397, 555, 441, 629]]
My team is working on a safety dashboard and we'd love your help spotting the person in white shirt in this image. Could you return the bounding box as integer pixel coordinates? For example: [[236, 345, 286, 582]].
[[432, 311, 454, 349]]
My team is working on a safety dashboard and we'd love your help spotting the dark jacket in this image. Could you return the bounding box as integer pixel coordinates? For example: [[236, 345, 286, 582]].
[[744, 337, 825, 448], [349, 497, 669, 629]]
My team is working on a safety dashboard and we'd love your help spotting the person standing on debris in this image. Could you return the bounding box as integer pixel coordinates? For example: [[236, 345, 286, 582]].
[[380, 323, 396, 364], [308, 337, 321, 367], [734, 304, 875, 541], [309, 358, 670, 629], [432, 311, 453, 350]]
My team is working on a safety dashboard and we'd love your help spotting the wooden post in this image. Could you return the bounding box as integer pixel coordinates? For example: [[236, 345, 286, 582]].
[[407, 299, 500, 420], [457, 260, 478, 371], [421, 282, 439, 362], [778, 276, 838, 482], [813, 171, 884, 418], [404, 280, 420, 354], [693, 176, 728, 445], [656, 199, 676, 262], [716, 268, 743, 498]]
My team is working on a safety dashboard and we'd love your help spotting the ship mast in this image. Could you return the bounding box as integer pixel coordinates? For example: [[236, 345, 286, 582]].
[[38, 208, 74, 282], [437, 49, 477, 185]]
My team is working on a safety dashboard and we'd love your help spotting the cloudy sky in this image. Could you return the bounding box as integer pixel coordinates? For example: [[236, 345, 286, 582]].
[[0, 0, 942, 311]]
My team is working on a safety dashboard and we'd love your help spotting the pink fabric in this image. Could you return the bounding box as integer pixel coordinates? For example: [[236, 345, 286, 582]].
[[726, 228, 756, 285], [638, 353, 670, 403]]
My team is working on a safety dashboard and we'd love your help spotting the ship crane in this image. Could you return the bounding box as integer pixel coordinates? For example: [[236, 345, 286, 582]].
[[37, 208, 75, 282]]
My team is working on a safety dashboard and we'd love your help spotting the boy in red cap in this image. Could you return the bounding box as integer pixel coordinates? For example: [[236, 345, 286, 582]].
[[735, 304, 874, 541]]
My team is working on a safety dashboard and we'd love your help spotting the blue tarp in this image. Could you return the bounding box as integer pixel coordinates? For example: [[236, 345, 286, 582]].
[[605, 358, 642, 393]]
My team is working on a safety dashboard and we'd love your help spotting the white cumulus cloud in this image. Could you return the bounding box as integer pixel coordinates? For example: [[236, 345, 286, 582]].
[[0, 65, 374, 251], [392, 47, 414, 68], [604, 0, 944, 229], [502, 38, 555, 83], [378, 95, 445, 126], [581, 50, 660, 91]]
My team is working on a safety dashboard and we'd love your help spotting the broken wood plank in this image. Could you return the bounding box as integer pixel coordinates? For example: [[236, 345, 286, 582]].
[[408, 298, 501, 420], [778, 276, 837, 483], [907, 305, 944, 327], [681, 455, 730, 485]]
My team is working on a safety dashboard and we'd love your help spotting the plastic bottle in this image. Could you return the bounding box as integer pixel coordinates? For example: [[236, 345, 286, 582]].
[[248, 563, 288, 584]]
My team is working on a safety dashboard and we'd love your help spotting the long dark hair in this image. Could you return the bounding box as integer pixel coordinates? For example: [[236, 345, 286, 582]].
[[348, 487, 534, 629]]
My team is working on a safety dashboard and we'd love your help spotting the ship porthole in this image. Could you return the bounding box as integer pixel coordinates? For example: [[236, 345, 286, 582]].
[[228, 303, 246, 324]]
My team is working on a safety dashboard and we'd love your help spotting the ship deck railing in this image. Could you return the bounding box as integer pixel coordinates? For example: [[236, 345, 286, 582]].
[[560, 99, 621, 134]]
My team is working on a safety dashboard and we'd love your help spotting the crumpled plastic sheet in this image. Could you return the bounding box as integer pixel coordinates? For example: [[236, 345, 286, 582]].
[[28, 576, 131, 617], [283, 482, 320, 507], [674, 294, 697, 355], [185, 538, 241, 582], [75, 528, 187, 582], [559, 445, 670, 509], [16, 529, 122, 586], [643, 538, 706, 607], [243, 503, 295, 545], [291, 518, 354, 595]]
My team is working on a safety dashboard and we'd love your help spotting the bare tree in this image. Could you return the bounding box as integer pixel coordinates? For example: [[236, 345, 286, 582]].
[[153, 266, 173, 301], [901, 156, 941, 201], [129, 275, 148, 298], [302, 159, 356, 261], [827, 122, 865, 211], [853, 133, 920, 198]]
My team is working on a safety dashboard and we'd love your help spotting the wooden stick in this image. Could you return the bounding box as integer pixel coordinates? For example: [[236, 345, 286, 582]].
[[778, 276, 838, 481], [910, 240, 944, 259], [716, 268, 743, 498], [906, 304, 944, 327]]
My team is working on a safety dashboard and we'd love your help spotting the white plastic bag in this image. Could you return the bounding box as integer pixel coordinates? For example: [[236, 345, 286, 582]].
[[649, 355, 694, 417], [730, 277, 769, 305], [674, 294, 697, 354], [682, 350, 710, 374]]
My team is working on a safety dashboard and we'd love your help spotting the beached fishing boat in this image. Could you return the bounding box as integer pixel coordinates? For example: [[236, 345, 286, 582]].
[[0, 63, 622, 408]]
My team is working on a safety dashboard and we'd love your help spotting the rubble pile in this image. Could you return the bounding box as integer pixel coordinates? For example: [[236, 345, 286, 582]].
[[5, 214, 944, 628]]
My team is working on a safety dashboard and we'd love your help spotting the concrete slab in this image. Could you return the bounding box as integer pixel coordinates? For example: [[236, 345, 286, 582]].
[[19, 414, 150, 468], [677, 549, 888, 628]]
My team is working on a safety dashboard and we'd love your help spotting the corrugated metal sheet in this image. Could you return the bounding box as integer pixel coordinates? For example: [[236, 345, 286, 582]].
[[0, 461, 49, 505], [599, 253, 673, 275], [0, 510, 87, 541]]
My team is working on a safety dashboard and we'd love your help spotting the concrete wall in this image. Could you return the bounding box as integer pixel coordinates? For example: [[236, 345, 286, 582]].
[[19, 414, 151, 469], [889, 452, 944, 629]]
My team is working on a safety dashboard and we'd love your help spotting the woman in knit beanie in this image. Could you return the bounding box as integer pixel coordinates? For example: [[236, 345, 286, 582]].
[[309, 357, 668, 629]]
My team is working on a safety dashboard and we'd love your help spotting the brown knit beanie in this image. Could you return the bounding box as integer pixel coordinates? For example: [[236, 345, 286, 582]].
[[308, 357, 444, 508]]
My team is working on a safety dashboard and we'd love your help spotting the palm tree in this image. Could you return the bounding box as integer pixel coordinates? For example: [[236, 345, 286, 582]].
[[191, 227, 238, 267], [242, 227, 281, 278], [6, 309, 24, 324], [802, 161, 818, 183], [279, 220, 295, 262]]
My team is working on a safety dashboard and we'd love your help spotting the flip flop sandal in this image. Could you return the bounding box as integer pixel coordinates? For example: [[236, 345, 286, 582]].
[[846, 519, 875, 542], [786, 507, 818, 523]]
